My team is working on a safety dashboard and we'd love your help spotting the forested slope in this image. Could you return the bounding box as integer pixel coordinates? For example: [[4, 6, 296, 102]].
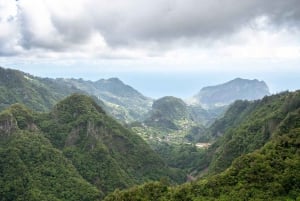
[[0, 94, 185, 200], [104, 90, 300, 201]]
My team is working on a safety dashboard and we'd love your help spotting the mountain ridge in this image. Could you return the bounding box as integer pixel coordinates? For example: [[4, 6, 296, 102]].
[[190, 78, 270, 108], [36, 94, 184, 193], [103, 90, 300, 201], [0, 66, 152, 123], [56, 77, 153, 123]]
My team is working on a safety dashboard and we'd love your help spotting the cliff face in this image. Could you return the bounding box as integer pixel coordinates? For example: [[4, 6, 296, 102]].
[[0, 112, 17, 137]]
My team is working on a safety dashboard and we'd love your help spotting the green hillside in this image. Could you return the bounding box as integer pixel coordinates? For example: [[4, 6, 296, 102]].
[[0, 67, 151, 123], [132, 96, 201, 143], [35, 94, 184, 193], [0, 104, 102, 201], [130, 96, 213, 173], [103, 90, 300, 201], [0, 94, 185, 200], [205, 91, 300, 174], [0, 67, 80, 112], [55, 77, 153, 123]]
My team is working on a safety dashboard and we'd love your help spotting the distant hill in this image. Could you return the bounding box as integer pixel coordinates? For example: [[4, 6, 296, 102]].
[[144, 96, 189, 130], [0, 67, 83, 112], [0, 66, 151, 123], [190, 78, 270, 108], [132, 96, 203, 142], [56, 78, 152, 123], [184, 78, 271, 142]]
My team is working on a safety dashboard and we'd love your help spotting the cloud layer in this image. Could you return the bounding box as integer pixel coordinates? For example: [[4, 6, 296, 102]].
[[0, 0, 300, 59]]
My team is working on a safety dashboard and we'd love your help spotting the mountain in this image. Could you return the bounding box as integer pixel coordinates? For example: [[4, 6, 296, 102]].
[[0, 94, 185, 199], [0, 67, 82, 112], [191, 78, 270, 108], [103, 90, 300, 201], [0, 66, 151, 123], [144, 96, 189, 130], [183, 78, 271, 141], [131, 96, 206, 144], [130, 96, 208, 173], [0, 104, 102, 201], [36, 94, 184, 193], [151, 96, 188, 120], [56, 78, 152, 123], [203, 90, 300, 174]]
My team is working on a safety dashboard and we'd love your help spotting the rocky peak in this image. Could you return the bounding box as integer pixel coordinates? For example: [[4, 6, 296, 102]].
[[192, 78, 270, 108]]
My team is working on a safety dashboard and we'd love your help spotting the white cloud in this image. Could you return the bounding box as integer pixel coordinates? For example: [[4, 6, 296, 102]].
[[0, 0, 299, 75], [0, 0, 21, 55]]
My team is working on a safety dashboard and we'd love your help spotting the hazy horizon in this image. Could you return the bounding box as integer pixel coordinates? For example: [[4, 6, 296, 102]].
[[2, 64, 299, 99]]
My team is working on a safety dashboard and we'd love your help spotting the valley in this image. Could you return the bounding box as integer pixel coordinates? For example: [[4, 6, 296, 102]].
[[0, 66, 298, 200], [1, 0, 299, 200]]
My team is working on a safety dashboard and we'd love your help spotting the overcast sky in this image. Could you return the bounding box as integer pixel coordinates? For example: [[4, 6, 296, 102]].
[[0, 0, 300, 98]]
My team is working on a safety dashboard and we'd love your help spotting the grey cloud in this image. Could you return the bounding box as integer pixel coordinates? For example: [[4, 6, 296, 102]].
[[50, 14, 94, 45], [18, 5, 67, 51], [17, 1, 94, 52], [2, 0, 300, 55], [90, 0, 300, 46]]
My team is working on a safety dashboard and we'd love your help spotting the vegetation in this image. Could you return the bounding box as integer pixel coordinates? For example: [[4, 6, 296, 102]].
[[0, 94, 185, 200], [0, 107, 102, 201], [103, 90, 300, 201], [206, 91, 300, 174], [0, 67, 74, 112], [0, 67, 151, 123], [1, 66, 299, 200], [36, 94, 185, 193], [55, 77, 153, 123], [131, 96, 207, 145], [152, 142, 208, 174]]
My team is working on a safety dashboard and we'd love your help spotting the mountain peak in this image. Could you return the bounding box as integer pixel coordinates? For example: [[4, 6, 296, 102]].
[[144, 96, 189, 130], [97, 77, 123, 84], [106, 77, 122, 83], [53, 94, 105, 123], [193, 78, 270, 108], [152, 96, 187, 119]]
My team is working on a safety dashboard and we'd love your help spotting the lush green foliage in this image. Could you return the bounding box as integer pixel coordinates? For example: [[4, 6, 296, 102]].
[[0, 68, 71, 112], [0, 67, 151, 123], [0, 94, 185, 200], [131, 96, 209, 146], [130, 97, 225, 175], [36, 94, 185, 194], [55, 77, 153, 123], [151, 96, 189, 121], [0, 108, 102, 201], [153, 142, 208, 174], [187, 104, 228, 128], [206, 91, 300, 174], [1, 66, 299, 200], [103, 90, 300, 201]]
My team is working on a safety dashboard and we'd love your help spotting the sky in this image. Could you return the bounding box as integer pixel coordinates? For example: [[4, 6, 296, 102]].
[[0, 0, 300, 98]]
